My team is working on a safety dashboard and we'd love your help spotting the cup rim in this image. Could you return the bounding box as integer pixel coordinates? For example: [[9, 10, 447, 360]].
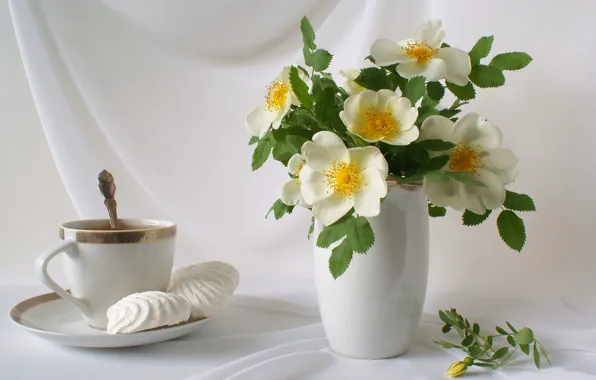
[[59, 219, 176, 244]]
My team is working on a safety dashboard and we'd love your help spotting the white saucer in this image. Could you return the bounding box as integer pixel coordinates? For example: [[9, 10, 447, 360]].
[[9, 292, 212, 348]]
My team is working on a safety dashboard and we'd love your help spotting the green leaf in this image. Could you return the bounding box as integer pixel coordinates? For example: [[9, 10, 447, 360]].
[[533, 342, 541, 369], [504, 191, 536, 211], [520, 344, 530, 355], [426, 81, 445, 101], [461, 335, 474, 346], [473, 323, 480, 334], [251, 138, 273, 171], [316, 215, 353, 248], [417, 139, 455, 151], [496, 326, 509, 335], [507, 335, 517, 347], [403, 76, 426, 105], [441, 42, 450, 48], [469, 65, 506, 88], [446, 82, 476, 101], [439, 310, 455, 326], [308, 217, 315, 239], [314, 86, 335, 120], [513, 327, 535, 345], [427, 155, 450, 171], [329, 239, 353, 279], [439, 108, 461, 119], [416, 106, 439, 125], [266, 199, 293, 220], [489, 52, 533, 71], [272, 141, 295, 165], [486, 335, 494, 346], [539, 343, 552, 366], [406, 143, 430, 165], [348, 216, 375, 253], [286, 135, 309, 152], [355, 67, 392, 91], [442, 325, 451, 333], [300, 16, 316, 50], [475, 362, 497, 368], [389, 72, 408, 92], [506, 321, 518, 333], [469, 345, 483, 357], [491, 347, 509, 360], [429, 204, 447, 218], [289, 66, 313, 109], [309, 49, 333, 72], [347, 132, 368, 147], [469, 35, 494, 66], [462, 209, 492, 226], [248, 136, 259, 145], [434, 340, 460, 349], [446, 171, 487, 187], [497, 210, 526, 251]]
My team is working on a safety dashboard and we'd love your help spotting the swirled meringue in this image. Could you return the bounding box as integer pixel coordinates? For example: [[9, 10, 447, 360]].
[[167, 261, 239, 319], [106, 291, 191, 334]]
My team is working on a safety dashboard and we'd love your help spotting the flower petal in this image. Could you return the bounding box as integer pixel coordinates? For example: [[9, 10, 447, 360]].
[[377, 89, 398, 109], [348, 147, 389, 178], [424, 178, 457, 208], [313, 195, 353, 226], [413, 19, 445, 48], [287, 153, 304, 175], [245, 105, 276, 138], [312, 131, 349, 163], [280, 180, 302, 206], [436, 47, 471, 86], [354, 169, 388, 217], [387, 97, 417, 128], [370, 38, 410, 66], [483, 149, 519, 184], [383, 125, 419, 146], [419, 115, 455, 142], [272, 92, 292, 129], [301, 141, 334, 172], [339, 68, 359, 81], [397, 59, 446, 82], [299, 165, 330, 205], [458, 169, 506, 214], [453, 113, 502, 149]]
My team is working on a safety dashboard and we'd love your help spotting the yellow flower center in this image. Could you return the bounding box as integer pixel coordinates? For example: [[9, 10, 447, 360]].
[[324, 161, 364, 197], [293, 161, 305, 178], [404, 41, 439, 64], [362, 108, 399, 140], [265, 80, 288, 112], [448, 144, 484, 172]]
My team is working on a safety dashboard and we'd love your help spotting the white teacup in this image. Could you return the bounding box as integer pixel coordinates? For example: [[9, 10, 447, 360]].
[[35, 218, 176, 329]]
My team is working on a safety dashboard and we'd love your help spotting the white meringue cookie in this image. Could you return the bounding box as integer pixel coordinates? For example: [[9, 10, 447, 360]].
[[106, 291, 191, 334], [169, 261, 239, 292]]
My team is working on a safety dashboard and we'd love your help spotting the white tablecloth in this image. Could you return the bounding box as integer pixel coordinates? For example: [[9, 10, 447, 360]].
[[2, 277, 596, 379]]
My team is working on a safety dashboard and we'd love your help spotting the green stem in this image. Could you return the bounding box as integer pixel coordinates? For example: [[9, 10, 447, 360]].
[[536, 341, 552, 366], [495, 348, 517, 369]]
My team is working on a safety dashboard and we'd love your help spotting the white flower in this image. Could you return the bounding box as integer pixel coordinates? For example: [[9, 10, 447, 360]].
[[338, 68, 365, 95], [370, 19, 471, 86], [299, 131, 389, 226], [419, 113, 519, 215], [339, 89, 419, 145], [280, 153, 310, 208], [245, 66, 312, 138]]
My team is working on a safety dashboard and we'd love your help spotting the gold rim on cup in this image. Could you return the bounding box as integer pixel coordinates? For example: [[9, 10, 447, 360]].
[[59, 219, 176, 244]]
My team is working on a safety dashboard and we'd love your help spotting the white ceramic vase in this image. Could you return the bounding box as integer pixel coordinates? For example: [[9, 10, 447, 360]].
[[313, 186, 429, 359]]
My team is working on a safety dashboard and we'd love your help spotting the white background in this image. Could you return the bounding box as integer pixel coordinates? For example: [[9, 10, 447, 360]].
[[2, 0, 595, 313]]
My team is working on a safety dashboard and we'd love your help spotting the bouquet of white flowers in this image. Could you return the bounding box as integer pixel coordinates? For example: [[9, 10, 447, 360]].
[[246, 17, 534, 279]]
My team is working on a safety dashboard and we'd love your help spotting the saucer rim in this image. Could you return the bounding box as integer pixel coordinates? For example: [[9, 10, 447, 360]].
[[8, 291, 210, 338]]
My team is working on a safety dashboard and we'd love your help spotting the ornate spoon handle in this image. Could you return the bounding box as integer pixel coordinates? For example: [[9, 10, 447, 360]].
[[98, 170, 119, 229]]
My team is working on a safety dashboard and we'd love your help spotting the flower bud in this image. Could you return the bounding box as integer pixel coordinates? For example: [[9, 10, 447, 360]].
[[463, 356, 474, 366], [445, 361, 468, 378]]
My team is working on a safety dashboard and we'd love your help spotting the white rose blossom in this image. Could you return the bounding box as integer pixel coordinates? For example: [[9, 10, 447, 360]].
[[280, 153, 310, 208]]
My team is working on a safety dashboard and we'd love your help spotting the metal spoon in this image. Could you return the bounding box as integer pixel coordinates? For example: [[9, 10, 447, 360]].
[[97, 170, 119, 229]]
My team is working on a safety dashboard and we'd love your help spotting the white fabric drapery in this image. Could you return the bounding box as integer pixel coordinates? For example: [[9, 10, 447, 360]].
[[9, 0, 596, 307]]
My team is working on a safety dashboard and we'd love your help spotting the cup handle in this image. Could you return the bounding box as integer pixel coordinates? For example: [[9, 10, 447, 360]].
[[35, 241, 90, 317]]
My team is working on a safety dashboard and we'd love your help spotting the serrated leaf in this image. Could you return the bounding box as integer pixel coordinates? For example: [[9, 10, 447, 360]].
[[533, 342, 541, 369], [302, 46, 312, 67], [308, 49, 333, 71], [492, 347, 509, 360], [469, 345, 483, 357], [497, 210, 526, 251], [439, 310, 455, 325], [439, 109, 461, 119], [316, 215, 353, 248], [289, 66, 313, 109], [389, 72, 407, 92], [506, 321, 518, 333], [329, 239, 353, 279], [266, 199, 292, 220], [348, 216, 375, 253], [461, 335, 474, 346], [248, 136, 259, 145], [507, 335, 517, 347], [504, 191, 536, 211], [252, 138, 273, 171], [446, 81, 476, 101], [442, 325, 451, 333], [469, 35, 494, 66], [421, 95, 439, 108], [463, 209, 492, 226], [417, 139, 455, 151], [446, 171, 487, 187], [286, 135, 309, 152], [308, 217, 315, 239], [496, 326, 509, 335], [429, 204, 447, 218], [314, 86, 335, 120], [403, 76, 426, 105], [489, 52, 532, 71], [272, 141, 295, 165], [520, 343, 530, 355], [513, 327, 535, 345], [300, 16, 316, 50], [406, 143, 430, 165], [355, 67, 392, 91], [427, 155, 450, 171], [416, 106, 439, 125], [469, 65, 505, 88], [427, 81, 445, 101]]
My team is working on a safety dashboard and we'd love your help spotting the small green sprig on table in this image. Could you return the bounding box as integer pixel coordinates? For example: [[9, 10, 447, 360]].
[[435, 308, 551, 378]]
